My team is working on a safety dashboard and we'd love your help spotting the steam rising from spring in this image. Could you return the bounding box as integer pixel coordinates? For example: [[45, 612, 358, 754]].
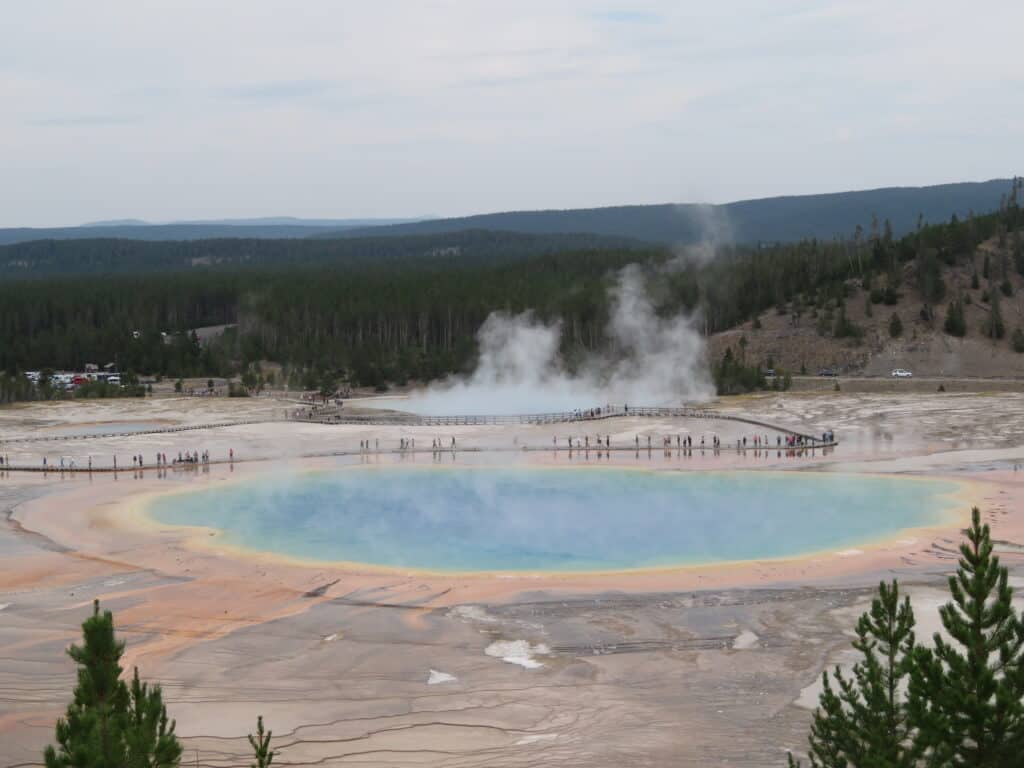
[[405, 261, 713, 415]]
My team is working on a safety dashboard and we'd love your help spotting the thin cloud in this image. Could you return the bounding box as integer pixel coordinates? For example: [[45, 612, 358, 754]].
[[220, 79, 335, 103], [592, 10, 662, 24], [25, 114, 143, 127], [1, 0, 1022, 226]]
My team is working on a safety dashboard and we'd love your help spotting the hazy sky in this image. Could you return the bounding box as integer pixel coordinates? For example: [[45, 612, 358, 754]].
[[3, 1, 1022, 226]]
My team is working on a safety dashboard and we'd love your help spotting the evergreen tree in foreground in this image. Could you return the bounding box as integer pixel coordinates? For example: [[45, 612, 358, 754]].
[[790, 507, 1024, 766], [44, 600, 182, 768], [788, 581, 919, 767], [124, 668, 182, 768], [249, 716, 275, 768], [908, 507, 1024, 767]]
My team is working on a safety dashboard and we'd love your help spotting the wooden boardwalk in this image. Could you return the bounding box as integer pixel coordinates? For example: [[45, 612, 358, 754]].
[[3, 418, 273, 444], [0, 404, 834, 473], [295, 404, 826, 442]]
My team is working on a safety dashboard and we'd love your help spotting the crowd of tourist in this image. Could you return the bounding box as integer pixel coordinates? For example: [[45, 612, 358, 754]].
[[10, 447, 239, 473]]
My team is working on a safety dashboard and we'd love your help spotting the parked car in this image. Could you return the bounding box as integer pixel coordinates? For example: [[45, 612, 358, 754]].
[[764, 368, 776, 377], [890, 368, 913, 378], [817, 368, 837, 377]]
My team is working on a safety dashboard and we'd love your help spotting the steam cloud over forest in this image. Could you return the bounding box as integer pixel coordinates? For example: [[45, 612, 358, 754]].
[[406, 261, 713, 415]]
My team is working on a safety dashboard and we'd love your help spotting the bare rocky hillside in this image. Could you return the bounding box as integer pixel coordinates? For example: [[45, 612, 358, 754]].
[[711, 239, 1024, 378]]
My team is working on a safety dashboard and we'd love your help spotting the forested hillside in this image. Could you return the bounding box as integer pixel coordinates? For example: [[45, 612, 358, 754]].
[[0, 230, 641, 278], [328, 179, 1013, 244], [2, 180, 1020, 395]]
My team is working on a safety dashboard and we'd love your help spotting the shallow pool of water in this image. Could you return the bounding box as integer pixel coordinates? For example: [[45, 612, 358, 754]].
[[45, 421, 169, 437], [148, 467, 960, 572]]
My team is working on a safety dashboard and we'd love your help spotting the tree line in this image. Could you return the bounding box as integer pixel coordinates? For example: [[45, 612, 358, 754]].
[[0, 229, 643, 278], [1, 180, 1020, 397]]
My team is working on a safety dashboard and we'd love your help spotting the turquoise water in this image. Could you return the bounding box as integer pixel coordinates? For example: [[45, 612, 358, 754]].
[[148, 467, 960, 572]]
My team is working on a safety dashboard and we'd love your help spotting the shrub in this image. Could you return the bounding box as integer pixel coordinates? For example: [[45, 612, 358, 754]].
[[833, 306, 864, 340], [944, 298, 966, 337], [983, 292, 1006, 340], [889, 313, 903, 338], [713, 346, 767, 395], [1013, 327, 1024, 353]]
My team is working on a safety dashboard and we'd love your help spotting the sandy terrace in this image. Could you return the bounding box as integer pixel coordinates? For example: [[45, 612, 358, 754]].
[[2, 391, 1024, 767]]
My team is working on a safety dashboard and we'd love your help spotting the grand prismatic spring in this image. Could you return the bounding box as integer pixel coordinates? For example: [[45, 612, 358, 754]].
[[147, 467, 962, 572], [1, 392, 1019, 768]]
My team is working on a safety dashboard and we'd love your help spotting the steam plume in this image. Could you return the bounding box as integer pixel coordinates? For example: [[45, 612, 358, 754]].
[[405, 264, 713, 415], [403, 209, 734, 415]]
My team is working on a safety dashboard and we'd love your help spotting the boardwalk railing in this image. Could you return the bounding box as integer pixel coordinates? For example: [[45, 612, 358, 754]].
[[2, 418, 274, 444], [297, 404, 825, 442], [1, 405, 826, 447], [0, 404, 834, 473]]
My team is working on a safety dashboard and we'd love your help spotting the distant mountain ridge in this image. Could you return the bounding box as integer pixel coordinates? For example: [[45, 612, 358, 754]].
[[0, 218, 427, 245], [0, 178, 1013, 247], [325, 180, 1013, 245], [80, 216, 427, 228]]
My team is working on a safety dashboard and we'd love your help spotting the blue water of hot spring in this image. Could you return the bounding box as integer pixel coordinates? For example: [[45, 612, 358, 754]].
[[147, 466, 960, 572]]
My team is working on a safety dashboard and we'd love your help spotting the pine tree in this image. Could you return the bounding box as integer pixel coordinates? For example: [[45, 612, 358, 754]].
[[889, 313, 903, 338], [983, 289, 1006, 340], [44, 600, 182, 768], [788, 581, 919, 767], [908, 508, 1024, 766], [944, 298, 966, 337], [124, 668, 182, 768], [1012, 328, 1024, 354], [248, 716, 274, 768], [45, 599, 130, 768]]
